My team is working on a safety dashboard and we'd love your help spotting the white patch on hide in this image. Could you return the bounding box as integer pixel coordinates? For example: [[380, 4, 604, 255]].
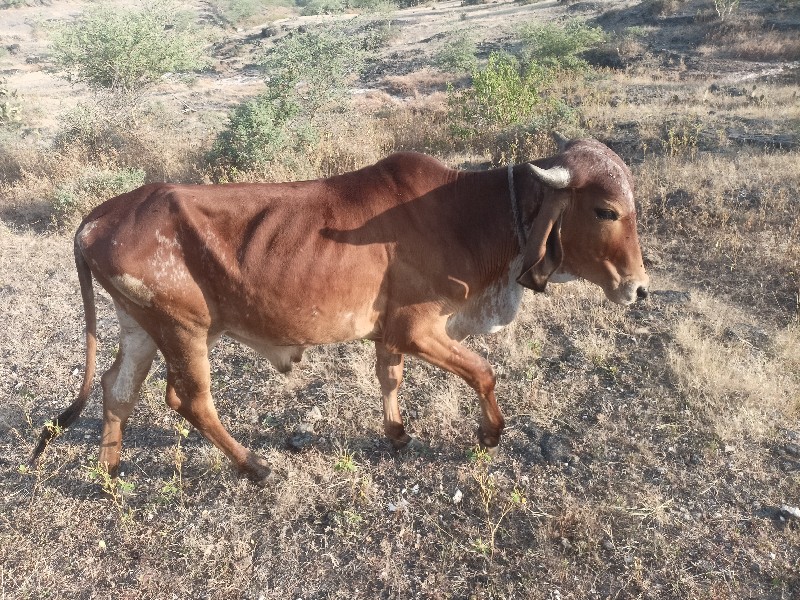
[[110, 274, 155, 307], [150, 230, 190, 285], [77, 220, 97, 246], [446, 257, 525, 341], [109, 305, 157, 404]]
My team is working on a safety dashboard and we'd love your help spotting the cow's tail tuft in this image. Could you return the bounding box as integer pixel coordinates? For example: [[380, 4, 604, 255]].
[[30, 230, 97, 464]]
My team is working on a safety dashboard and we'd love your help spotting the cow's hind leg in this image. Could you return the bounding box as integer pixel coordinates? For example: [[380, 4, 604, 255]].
[[162, 333, 270, 484], [375, 342, 411, 450], [98, 305, 158, 476]]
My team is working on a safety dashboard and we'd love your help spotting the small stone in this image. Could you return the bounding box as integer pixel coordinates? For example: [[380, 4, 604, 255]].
[[306, 406, 323, 423], [779, 505, 800, 520], [287, 430, 314, 451], [452, 489, 463, 504], [540, 432, 572, 466], [783, 443, 800, 458], [602, 539, 614, 551]]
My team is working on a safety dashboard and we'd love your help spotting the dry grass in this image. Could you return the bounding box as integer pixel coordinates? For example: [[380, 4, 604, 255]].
[[702, 13, 800, 61], [668, 295, 799, 441], [2, 0, 800, 598]]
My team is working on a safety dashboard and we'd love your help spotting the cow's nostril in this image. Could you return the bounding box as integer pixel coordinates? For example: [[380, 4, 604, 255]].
[[636, 286, 649, 300]]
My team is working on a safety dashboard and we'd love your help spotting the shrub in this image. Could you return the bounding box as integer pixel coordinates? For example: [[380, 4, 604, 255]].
[[349, 0, 395, 10], [434, 31, 478, 74], [447, 52, 572, 140], [208, 90, 316, 174], [49, 0, 208, 94], [444, 21, 603, 146], [517, 21, 606, 72], [262, 25, 367, 114], [296, 0, 346, 14], [52, 167, 145, 228], [210, 24, 368, 175], [208, 0, 295, 26]]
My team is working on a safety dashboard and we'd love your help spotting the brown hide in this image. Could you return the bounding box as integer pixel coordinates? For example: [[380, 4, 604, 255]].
[[32, 139, 648, 484]]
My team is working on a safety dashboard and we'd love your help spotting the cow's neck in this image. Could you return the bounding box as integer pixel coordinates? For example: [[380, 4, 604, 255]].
[[444, 165, 544, 340], [508, 163, 548, 239]]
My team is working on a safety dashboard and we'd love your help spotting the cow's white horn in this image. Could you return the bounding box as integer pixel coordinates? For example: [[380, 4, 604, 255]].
[[552, 131, 570, 152], [528, 164, 572, 189]]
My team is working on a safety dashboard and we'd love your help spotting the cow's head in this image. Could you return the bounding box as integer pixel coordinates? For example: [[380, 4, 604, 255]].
[[517, 136, 649, 305]]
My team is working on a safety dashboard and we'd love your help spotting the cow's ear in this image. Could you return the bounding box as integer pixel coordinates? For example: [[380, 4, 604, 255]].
[[516, 163, 572, 292], [516, 196, 567, 292]]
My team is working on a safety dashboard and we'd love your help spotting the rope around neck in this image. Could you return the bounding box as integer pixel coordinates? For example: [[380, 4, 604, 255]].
[[508, 164, 527, 249]]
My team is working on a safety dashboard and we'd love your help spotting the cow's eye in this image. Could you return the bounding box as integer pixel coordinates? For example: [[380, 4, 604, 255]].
[[595, 209, 618, 221]]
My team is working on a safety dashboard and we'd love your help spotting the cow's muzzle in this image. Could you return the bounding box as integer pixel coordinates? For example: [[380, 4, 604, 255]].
[[604, 276, 650, 305]]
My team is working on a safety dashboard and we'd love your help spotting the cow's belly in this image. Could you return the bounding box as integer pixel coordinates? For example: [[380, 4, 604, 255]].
[[445, 258, 524, 341], [214, 241, 388, 346], [223, 298, 381, 372], [222, 292, 383, 346]]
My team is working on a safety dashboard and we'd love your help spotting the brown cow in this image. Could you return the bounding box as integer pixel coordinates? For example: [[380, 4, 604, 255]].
[[32, 135, 648, 484]]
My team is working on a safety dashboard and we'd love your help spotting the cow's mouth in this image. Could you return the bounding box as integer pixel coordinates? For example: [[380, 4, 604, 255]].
[[604, 278, 650, 305]]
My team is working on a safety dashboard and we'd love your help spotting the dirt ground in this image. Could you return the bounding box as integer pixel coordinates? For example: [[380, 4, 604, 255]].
[[1, 0, 799, 598]]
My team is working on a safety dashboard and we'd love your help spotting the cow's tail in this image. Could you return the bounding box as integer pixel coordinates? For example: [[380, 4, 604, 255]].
[[30, 231, 97, 464]]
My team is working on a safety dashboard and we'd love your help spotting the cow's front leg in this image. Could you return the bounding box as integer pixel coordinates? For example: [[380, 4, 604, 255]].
[[375, 342, 411, 449], [408, 331, 505, 452]]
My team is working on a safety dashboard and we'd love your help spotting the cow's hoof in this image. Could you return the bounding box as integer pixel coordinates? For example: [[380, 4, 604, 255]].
[[242, 453, 272, 486], [388, 430, 413, 451], [480, 444, 499, 458], [394, 436, 425, 454], [477, 426, 501, 454]]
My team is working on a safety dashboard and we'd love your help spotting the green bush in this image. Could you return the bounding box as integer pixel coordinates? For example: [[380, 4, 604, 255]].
[[208, 91, 316, 174], [210, 25, 368, 175], [348, 0, 395, 10], [290, 0, 396, 14], [52, 167, 145, 227], [208, 0, 295, 25], [434, 31, 478, 74], [448, 52, 571, 139], [517, 21, 606, 72], [445, 21, 603, 144], [262, 26, 367, 114], [50, 0, 208, 93], [296, 0, 346, 14]]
